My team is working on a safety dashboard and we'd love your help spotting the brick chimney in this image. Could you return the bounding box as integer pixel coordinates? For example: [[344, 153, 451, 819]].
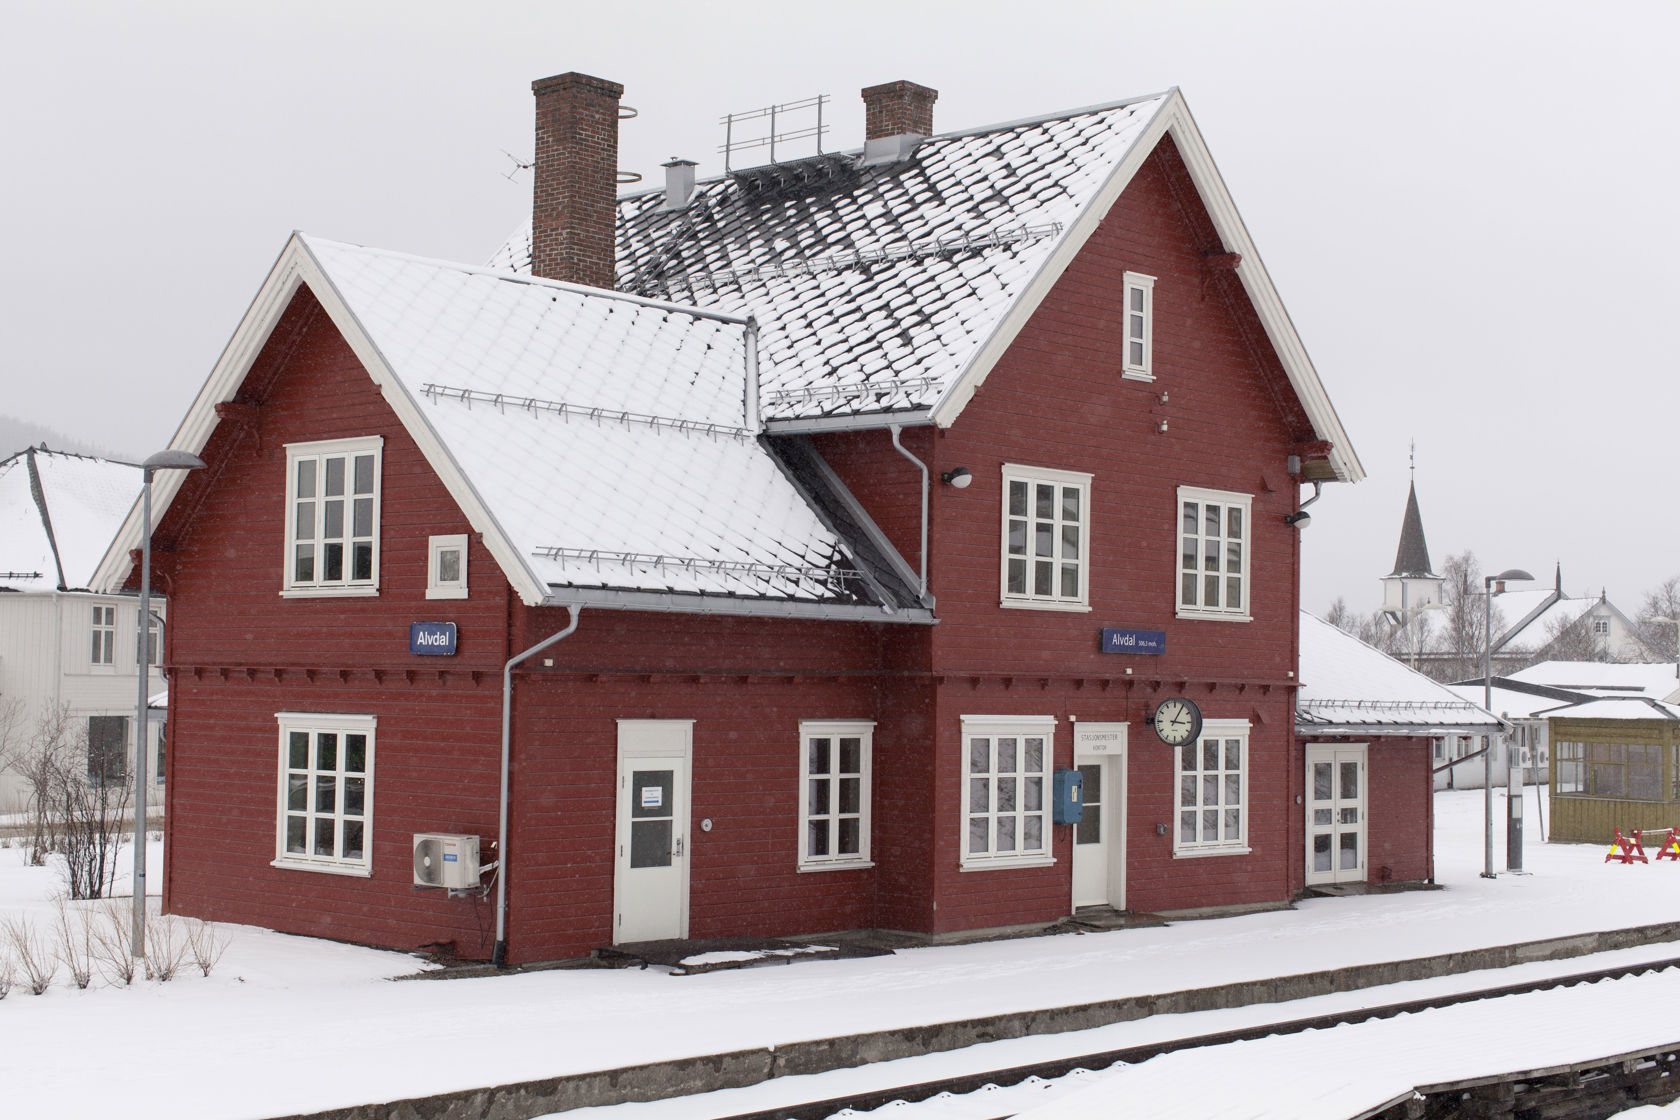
[[861, 80, 938, 141], [531, 71, 623, 289]]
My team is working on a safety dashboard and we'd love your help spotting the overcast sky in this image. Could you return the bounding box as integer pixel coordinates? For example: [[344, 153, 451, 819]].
[[4, 0, 1675, 617]]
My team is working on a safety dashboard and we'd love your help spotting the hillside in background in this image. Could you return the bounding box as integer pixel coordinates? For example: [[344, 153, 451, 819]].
[[0, 413, 125, 460]]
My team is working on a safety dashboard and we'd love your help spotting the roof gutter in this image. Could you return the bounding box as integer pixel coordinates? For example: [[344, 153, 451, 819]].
[[493, 604, 582, 968]]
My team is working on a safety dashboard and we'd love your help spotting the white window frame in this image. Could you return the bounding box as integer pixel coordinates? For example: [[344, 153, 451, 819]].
[[273, 712, 376, 876], [1000, 465, 1092, 612], [1176, 486, 1252, 621], [282, 436, 383, 598], [90, 603, 116, 667], [797, 720, 874, 871], [1121, 271, 1155, 381], [960, 716, 1057, 871], [426, 534, 469, 600], [1174, 718, 1250, 858]]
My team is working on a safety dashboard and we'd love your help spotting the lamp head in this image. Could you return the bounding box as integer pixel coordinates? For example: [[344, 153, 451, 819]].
[[940, 467, 972, 489]]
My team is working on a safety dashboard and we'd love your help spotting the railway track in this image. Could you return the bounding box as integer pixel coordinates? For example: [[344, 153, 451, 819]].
[[713, 954, 1680, 1120]]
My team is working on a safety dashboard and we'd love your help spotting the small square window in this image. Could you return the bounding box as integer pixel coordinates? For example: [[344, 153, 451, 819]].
[[427, 535, 469, 600]]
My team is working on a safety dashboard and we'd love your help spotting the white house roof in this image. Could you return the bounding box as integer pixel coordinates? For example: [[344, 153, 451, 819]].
[[1507, 661, 1680, 703], [94, 235, 930, 620], [0, 447, 140, 592], [1543, 696, 1680, 722], [1444, 683, 1576, 722], [1297, 611, 1502, 735], [491, 90, 1361, 481]]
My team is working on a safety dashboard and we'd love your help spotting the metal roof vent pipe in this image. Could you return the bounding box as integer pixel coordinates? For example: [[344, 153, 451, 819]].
[[662, 158, 697, 211], [860, 80, 937, 166]]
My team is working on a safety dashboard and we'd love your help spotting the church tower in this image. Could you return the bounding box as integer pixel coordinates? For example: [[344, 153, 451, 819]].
[[1380, 452, 1445, 623]]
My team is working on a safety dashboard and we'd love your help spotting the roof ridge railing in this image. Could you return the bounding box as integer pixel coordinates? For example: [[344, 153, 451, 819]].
[[532, 546, 862, 588], [1, 570, 45, 580], [762, 375, 944, 408], [656, 221, 1063, 295], [419, 384, 754, 442]]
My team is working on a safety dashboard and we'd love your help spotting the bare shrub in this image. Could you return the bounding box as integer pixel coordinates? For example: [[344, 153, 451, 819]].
[[54, 897, 93, 989], [187, 919, 229, 978], [4, 915, 58, 995], [5, 704, 132, 896], [0, 954, 13, 998], [91, 900, 138, 986], [146, 915, 187, 982]]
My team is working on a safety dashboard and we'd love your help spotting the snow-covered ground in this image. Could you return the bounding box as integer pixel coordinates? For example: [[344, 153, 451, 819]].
[[2, 789, 1679, 1119]]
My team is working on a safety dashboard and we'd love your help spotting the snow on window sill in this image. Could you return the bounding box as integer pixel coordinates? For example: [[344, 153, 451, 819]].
[[1172, 844, 1251, 860], [1121, 368, 1155, 382], [959, 854, 1056, 872], [798, 859, 875, 874], [425, 587, 468, 600], [1175, 607, 1252, 624], [999, 598, 1092, 613], [270, 857, 373, 878], [280, 586, 381, 599]]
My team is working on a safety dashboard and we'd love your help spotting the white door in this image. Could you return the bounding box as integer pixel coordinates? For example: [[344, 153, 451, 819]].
[[1305, 744, 1366, 886], [1071, 723, 1127, 910], [613, 720, 692, 944]]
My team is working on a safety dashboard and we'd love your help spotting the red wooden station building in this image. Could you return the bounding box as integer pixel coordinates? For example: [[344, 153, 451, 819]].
[[97, 73, 1372, 965]]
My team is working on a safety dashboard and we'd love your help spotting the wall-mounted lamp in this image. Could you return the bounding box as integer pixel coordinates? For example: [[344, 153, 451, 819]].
[[940, 467, 972, 488], [1283, 510, 1312, 528]]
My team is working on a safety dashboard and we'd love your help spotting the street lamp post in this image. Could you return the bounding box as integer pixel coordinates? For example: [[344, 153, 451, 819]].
[[1483, 567, 1533, 880], [132, 450, 205, 962]]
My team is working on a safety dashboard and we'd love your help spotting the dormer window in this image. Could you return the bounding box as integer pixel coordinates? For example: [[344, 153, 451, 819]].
[[1122, 272, 1155, 381], [283, 437, 382, 597]]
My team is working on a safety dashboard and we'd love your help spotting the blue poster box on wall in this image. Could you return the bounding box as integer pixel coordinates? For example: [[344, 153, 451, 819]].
[[1052, 768, 1084, 825]]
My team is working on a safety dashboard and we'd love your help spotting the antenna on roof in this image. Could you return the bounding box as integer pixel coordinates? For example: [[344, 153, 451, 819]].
[[719, 94, 829, 173], [500, 150, 533, 182]]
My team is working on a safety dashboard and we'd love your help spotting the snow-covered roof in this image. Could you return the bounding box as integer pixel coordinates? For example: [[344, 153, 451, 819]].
[[94, 236, 929, 621], [1297, 612, 1502, 735], [1544, 696, 1680, 722], [491, 91, 1362, 481], [1508, 661, 1680, 703], [1444, 683, 1576, 722], [1495, 594, 1597, 651], [0, 446, 140, 592]]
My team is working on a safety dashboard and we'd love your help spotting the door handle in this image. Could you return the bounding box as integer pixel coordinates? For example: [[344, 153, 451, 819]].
[[674, 835, 683, 858]]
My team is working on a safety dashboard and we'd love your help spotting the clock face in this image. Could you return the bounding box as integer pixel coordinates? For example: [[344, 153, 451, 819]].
[[1152, 697, 1203, 746]]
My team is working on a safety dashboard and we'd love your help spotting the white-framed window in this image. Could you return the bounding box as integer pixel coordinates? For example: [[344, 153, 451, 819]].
[[1175, 718, 1250, 857], [1122, 271, 1155, 381], [1001, 465, 1092, 611], [91, 604, 116, 666], [274, 712, 375, 875], [426, 534, 469, 600], [1177, 486, 1251, 620], [961, 716, 1056, 870], [1592, 617, 1610, 636], [798, 721, 873, 871], [283, 436, 382, 596]]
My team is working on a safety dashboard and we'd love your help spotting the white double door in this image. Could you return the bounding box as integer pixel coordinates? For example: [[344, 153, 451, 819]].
[[613, 720, 692, 944], [1305, 744, 1367, 886], [1071, 726, 1127, 910]]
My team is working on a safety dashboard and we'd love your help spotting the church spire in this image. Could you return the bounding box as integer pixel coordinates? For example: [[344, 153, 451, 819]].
[[1388, 479, 1435, 578]]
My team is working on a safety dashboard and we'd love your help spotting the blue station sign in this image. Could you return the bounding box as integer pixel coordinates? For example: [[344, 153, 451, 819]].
[[409, 621, 458, 656], [1100, 628, 1166, 655]]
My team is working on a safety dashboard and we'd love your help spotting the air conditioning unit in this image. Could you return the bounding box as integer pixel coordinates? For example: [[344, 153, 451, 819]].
[[413, 833, 481, 889]]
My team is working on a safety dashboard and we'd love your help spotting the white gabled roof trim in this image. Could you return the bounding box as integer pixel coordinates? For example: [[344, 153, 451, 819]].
[[927, 90, 1363, 484]]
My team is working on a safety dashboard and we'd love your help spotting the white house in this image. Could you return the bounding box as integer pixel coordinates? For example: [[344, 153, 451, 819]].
[[0, 446, 164, 812]]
